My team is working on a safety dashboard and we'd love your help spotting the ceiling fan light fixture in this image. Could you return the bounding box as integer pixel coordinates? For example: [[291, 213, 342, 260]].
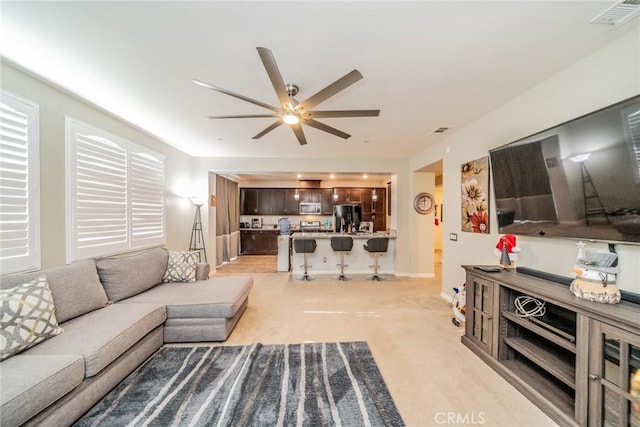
[[283, 113, 299, 125]]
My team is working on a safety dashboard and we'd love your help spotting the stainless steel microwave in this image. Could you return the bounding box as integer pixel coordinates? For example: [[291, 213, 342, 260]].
[[299, 202, 321, 214]]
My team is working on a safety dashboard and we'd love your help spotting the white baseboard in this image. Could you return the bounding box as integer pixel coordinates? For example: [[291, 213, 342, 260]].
[[394, 272, 436, 278]]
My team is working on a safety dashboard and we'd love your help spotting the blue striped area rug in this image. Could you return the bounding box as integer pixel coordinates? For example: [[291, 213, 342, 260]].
[[74, 341, 404, 426]]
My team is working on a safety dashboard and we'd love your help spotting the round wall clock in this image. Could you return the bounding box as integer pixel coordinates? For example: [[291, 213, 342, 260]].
[[413, 192, 435, 215]]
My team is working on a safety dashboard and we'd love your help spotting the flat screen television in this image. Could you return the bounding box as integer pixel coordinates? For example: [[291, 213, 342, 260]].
[[489, 95, 640, 244]]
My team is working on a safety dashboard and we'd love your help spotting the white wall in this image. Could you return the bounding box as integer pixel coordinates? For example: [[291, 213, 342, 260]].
[[1, 63, 196, 268], [410, 27, 640, 296]]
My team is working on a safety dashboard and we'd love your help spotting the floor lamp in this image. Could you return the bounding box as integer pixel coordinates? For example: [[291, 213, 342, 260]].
[[569, 153, 609, 226], [189, 200, 207, 263]]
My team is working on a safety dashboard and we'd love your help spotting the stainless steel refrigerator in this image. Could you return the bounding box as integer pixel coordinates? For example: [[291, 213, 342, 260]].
[[333, 204, 362, 232]]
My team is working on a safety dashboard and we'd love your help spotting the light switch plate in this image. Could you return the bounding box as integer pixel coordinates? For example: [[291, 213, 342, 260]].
[[449, 233, 458, 241]]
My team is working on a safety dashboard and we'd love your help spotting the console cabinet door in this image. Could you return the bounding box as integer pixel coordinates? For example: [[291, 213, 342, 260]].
[[465, 275, 497, 356], [588, 321, 640, 427]]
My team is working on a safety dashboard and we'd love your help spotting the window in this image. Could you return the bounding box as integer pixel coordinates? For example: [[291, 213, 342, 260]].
[[66, 118, 165, 261], [623, 104, 640, 184], [0, 91, 40, 274]]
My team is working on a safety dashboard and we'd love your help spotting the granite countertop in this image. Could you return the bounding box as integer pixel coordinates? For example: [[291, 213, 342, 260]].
[[240, 227, 303, 233], [291, 231, 396, 239]]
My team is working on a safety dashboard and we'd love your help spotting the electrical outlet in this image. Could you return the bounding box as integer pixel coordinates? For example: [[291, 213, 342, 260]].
[[323, 257, 327, 263]]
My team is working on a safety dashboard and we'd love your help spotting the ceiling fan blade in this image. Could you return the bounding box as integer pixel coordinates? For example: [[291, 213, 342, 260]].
[[192, 79, 281, 113], [291, 124, 308, 145], [256, 47, 291, 109], [298, 70, 363, 111], [208, 114, 280, 119], [310, 110, 380, 118], [304, 119, 351, 139], [252, 121, 283, 139]]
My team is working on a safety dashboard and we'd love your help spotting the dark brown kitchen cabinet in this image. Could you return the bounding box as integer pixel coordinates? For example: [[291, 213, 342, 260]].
[[372, 215, 385, 233], [333, 188, 362, 204], [257, 190, 272, 214], [241, 188, 290, 215], [269, 189, 286, 215], [299, 189, 321, 203], [373, 188, 386, 214], [240, 230, 254, 254], [255, 230, 278, 254], [283, 189, 299, 215], [240, 229, 278, 255], [361, 190, 372, 213], [241, 188, 259, 214], [362, 188, 386, 231], [321, 189, 334, 215]]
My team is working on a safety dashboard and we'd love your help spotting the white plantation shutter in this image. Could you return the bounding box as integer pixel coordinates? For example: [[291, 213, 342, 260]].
[[69, 128, 128, 258], [130, 150, 164, 247], [623, 104, 640, 184], [0, 91, 40, 274], [66, 118, 164, 261]]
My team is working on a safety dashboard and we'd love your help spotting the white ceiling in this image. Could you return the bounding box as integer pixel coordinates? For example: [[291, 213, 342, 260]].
[[2, 1, 638, 167]]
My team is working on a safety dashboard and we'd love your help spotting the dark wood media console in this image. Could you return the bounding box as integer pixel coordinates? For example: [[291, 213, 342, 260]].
[[462, 266, 640, 426]]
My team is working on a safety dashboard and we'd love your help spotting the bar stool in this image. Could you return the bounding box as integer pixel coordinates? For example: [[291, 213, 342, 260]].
[[331, 236, 354, 281], [363, 237, 389, 280], [294, 239, 317, 281]]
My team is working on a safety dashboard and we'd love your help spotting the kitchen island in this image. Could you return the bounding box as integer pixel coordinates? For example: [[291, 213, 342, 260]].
[[290, 231, 396, 277]]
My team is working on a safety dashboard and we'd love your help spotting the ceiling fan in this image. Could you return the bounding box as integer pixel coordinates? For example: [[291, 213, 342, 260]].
[[193, 47, 380, 146]]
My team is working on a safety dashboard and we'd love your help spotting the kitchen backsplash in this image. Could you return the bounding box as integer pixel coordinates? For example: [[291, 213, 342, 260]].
[[240, 215, 333, 229]]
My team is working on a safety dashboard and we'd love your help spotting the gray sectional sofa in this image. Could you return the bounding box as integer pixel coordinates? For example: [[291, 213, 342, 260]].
[[0, 247, 253, 427]]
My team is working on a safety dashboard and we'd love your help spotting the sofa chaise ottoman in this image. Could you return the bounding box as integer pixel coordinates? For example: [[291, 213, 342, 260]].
[[97, 247, 253, 342]]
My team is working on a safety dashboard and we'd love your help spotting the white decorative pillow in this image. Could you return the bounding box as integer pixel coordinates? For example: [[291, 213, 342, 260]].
[[162, 251, 199, 283], [0, 276, 64, 361]]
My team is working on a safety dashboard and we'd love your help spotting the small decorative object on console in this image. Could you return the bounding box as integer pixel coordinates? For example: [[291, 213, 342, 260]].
[[493, 234, 520, 268], [570, 248, 621, 304]]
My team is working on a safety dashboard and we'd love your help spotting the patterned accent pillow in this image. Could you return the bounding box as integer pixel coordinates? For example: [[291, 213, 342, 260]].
[[0, 276, 64, 361], [162, 251, 199, 283]]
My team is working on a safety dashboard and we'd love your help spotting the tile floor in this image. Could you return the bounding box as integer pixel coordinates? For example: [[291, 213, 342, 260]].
[[215, 268, 557, 427]]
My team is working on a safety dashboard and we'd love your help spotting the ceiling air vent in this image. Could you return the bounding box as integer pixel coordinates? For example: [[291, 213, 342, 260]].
[[591, 0, 640, 25], [434, 127, 449, 134]]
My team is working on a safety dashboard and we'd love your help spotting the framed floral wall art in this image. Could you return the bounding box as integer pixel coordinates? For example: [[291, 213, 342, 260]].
[[461, 156, 490, 233]]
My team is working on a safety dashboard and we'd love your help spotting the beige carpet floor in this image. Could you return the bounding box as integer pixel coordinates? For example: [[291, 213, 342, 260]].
[[206, 270, 557, 427]]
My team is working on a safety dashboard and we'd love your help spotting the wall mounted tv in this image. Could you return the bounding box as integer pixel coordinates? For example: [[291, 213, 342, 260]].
[[489, 95, 640, 244]]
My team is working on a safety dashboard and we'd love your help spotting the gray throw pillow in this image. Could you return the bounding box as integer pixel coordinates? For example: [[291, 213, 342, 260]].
[[96, 247, 169, 302], [162, 251, 199, 283], [0, 276, 64, 361]]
